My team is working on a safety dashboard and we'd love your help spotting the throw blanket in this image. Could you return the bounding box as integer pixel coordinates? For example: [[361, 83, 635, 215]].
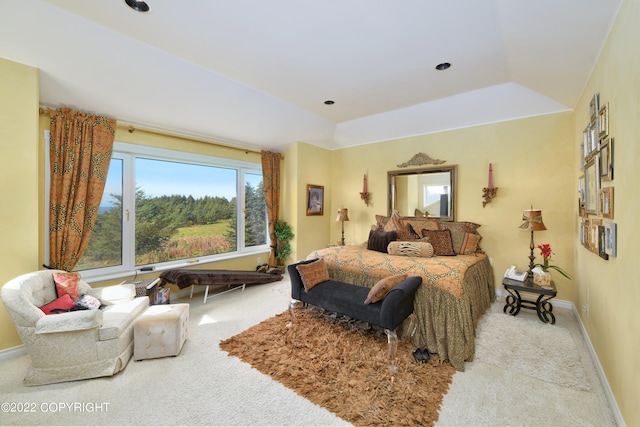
[[159, 269, 283, 290]]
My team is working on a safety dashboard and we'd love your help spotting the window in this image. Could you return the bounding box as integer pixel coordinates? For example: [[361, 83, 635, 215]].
[[45, 138, 268, 280]]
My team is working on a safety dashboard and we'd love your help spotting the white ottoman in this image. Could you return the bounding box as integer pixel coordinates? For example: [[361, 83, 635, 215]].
[[134, 303, 189, 361]]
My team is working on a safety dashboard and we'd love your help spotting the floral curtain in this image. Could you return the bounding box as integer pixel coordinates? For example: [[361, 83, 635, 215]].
[[49, 108, 116, 271], [261, 150, 282, 266]]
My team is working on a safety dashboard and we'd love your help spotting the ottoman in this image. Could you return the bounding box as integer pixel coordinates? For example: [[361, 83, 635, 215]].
[[134, 303, 189, 361]]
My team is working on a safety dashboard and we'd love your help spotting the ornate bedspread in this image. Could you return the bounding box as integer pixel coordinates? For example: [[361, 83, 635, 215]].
[[309, 244, 483, 298], [307, 244, 495, 371]]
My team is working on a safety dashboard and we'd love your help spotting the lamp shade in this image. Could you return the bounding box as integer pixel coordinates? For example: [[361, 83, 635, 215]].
[[336, 208, 350, 222], [519, 209, 546, 231]]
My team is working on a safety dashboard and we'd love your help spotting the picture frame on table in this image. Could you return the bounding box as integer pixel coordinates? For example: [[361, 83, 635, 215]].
[[584, 155, 600, 215], [306, 184, 324, 216], [604, 222, 617, 257], [600, 138, 614, 181], [600, 187, 614, 219]]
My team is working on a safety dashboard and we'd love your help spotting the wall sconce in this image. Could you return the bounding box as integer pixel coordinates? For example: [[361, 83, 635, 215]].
[[336, 208, 350, 246], [360, 173, 371, 206], [519, 208, 547, 284], [482, 163, 498, 207]]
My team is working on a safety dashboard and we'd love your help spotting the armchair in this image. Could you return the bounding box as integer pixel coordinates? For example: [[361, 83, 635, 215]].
[[1, 270, 149, 386]]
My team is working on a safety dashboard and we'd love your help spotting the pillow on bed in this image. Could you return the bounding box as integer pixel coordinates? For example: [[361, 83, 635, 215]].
[[438, 221, 481, 234], [296, 258, 330, 291], [421, 229, 455, 256], [364, 274, 408, 304], [387, 241, 434, 258], [382, 212, 414, 240], [449, 230, 483, 255], [367, 230, 397, 253]]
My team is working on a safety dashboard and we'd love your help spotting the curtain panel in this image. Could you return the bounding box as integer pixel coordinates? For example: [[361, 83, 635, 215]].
[[49, 108, 116, 271], [261, 150, 282, 266]]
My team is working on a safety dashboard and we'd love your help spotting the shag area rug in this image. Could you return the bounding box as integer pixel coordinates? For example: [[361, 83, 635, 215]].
[[220, 307, 455, 426], [475, 312, 592, 391]]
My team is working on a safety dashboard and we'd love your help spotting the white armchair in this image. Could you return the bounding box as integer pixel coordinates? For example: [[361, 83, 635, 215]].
[[1, 270, 149, 386]]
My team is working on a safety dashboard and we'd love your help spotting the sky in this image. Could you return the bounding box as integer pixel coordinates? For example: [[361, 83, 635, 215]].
[[102, 158, 262, 206]]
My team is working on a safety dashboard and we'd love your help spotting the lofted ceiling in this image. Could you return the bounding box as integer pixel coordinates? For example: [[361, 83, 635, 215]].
[[0, 0, 622, 151]]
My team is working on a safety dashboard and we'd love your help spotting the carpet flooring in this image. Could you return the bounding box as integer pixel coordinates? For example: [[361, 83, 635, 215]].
[[220, 307, 455, 427]]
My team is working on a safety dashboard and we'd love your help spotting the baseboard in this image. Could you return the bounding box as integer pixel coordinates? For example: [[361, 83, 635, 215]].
[[571, 304, 626, 427], [0, 344, 26, 362]]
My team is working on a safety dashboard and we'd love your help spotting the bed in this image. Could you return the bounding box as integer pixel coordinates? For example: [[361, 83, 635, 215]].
[[307, 215, 495, 371]]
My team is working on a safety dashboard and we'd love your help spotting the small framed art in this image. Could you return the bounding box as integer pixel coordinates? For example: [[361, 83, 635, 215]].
[[600, 138, 614, 181], [604, 222, 617, 257], [584, 155, 600, 215], [589, 93, 599, 122], [598, 102, 609, 140], [306, 184, 324, 216], [600, 187, 614, 219]]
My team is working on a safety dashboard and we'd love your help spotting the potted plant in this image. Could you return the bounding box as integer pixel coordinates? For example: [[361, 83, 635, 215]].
[[274, 218, 294, 267]]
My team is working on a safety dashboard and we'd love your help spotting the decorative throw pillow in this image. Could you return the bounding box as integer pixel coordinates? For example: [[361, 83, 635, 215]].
[[449, 230, 483, 255], [53, 272, 81, 299], [387, 241, 434, 258], [364, 274, 408, 304], [374, 214, 391, 231], [296, 258, 330, 292], [367, 230, 397, 253], [75, 294, 103, 310], [421, 229, 455, 256], [439, 221, 481, 235], [39, 293, 76, 315]]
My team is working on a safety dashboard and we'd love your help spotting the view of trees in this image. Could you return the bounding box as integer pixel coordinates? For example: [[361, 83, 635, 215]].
[[78, 181, 266, 270]]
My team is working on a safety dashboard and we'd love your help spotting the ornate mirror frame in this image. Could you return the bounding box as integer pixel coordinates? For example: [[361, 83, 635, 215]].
[[388, 165, 458, 221]]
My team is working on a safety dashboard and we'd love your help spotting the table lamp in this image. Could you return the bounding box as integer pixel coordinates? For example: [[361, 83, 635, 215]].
[[519, 208, 546, 284], [336, 208, 350, 246]]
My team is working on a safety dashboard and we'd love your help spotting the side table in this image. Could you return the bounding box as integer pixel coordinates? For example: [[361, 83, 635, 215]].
[[502, 277, 557, 324]]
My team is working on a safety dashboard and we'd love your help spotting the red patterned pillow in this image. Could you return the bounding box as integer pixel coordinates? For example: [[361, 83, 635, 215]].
[[421, 229, 456, 256], [53, 272, 81, 299], [39, 293, 75, 315]]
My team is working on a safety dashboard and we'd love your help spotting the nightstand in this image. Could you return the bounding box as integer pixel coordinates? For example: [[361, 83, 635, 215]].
[[502, 277, 557, 324]]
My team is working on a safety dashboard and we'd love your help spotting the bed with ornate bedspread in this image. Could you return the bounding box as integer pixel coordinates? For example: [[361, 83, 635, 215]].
[[307, 215, 495, 371]]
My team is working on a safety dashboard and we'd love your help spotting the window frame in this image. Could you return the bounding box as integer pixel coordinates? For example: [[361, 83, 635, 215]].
[[44, 133, 269, 282]]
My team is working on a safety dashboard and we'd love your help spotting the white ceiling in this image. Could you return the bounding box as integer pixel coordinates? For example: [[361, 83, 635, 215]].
[[0, 0, 622, 151]]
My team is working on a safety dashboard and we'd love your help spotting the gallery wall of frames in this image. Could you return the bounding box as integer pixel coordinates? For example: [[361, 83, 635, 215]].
[[578, 93, 616, 260]]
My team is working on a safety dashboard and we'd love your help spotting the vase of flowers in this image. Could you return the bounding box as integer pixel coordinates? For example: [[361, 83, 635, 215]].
[[534, 244, 572, 280]]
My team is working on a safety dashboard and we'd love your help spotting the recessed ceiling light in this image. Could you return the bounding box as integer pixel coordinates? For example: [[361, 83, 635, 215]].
[[125, 0, 150, 12], [435, 62, 451, 71], [324, 100, 335, 105]]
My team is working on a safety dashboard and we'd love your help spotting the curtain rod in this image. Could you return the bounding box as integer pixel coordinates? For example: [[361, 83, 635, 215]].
[[39, 107, 274, 157]]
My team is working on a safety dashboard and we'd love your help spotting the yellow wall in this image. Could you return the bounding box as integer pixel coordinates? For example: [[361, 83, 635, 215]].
[[0, 58, 40, 349], [326, 113, 576, 299], [282, 142, 333, 263], [571, 0, 638, 424]]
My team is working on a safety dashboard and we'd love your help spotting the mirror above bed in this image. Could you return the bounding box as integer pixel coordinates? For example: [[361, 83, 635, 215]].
[[388, 165, 457, 221]]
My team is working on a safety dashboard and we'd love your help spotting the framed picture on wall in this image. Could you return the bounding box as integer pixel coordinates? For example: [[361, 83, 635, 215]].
[[598, 102, 609, 140], [600, 138, 614, 181], [589, 93, 600, 122], [604, 222, 617, 257], [584, 155, 600, 215], [600, 187, 614, 219], [306, 184, 324, 216]]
